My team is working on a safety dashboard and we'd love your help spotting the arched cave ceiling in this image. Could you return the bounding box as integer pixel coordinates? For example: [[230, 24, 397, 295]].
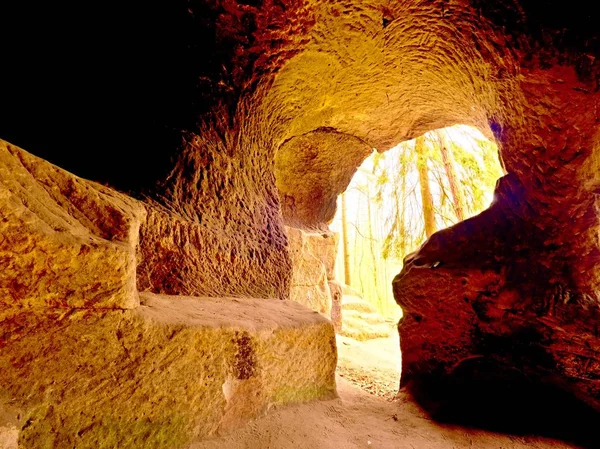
[[265, 0, 600, 307], [268, 0, 510, 226], [1, 0, 598, 299]]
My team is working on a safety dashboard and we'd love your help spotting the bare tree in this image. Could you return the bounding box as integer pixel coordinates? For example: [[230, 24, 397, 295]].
[[415, 136, 436, 238], [436, 129, 466, 222]]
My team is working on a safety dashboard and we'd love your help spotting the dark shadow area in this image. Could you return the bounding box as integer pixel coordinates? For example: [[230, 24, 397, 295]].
[[405, 358, 600, 449], [0, 2, 246, 195], [472, 0, 600, 55]]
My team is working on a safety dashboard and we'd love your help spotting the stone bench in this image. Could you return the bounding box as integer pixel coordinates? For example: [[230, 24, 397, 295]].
[[0, 141, 337, 448]]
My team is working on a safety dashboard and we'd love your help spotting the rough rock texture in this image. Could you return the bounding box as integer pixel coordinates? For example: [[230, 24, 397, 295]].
[[395, 174, 600, 413], [1, 0, 600, 441], [4, 1, 306, 301], [5, 0, 597, 310], [286, 226, 338, 316], [0, 293, 337, 449], [0, 142, 337, 448], [329, 281, 343, 332], [275, 130, 372, 228], [137, 204, 290, 299], [259, 0, 600, 417], [0, 138, 290, 303], [0, 141, 145, 311], [147, 113, 296, 299]]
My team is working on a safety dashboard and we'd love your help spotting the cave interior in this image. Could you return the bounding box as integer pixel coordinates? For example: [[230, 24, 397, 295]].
[[1, 0, 599, 448]]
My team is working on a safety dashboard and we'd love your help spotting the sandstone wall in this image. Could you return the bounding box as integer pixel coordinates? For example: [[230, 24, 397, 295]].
[[1, 0, 600, 442], [286, 226, 339, 317], [0, 141, 338, 448], [395, 173, 600, 412], [0, 141, 145, 312]]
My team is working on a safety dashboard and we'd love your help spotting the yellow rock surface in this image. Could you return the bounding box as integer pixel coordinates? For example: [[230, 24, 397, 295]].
[[0, 141, 145, 310], [0, 293, 337, 448], [286, 226, 339, 316]]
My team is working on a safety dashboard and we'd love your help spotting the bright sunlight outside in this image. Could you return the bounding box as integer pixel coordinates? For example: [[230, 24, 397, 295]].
[[330, 125, 504, 322]]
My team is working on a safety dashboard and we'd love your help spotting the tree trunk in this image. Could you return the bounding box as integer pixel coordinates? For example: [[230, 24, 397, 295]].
[[366, 186, 380, 308], [341, 191, 352, 286], [437, 130, 466, 222], [416, 136, 436, 238]]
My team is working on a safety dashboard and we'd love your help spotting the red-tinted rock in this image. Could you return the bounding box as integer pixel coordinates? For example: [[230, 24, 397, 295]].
[[395, 174, 600, 416]]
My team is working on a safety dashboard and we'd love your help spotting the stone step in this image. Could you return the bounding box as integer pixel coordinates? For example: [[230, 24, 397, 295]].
[[343, 309, 389, 327], [341, 296, 379, 314], [339, 315, 393, 341], [0, 293, 337, 449]]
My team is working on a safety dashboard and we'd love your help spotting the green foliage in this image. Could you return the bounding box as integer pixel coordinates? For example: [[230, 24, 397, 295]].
[[373, 125, 503, 263], [331, 125, 503, 319]]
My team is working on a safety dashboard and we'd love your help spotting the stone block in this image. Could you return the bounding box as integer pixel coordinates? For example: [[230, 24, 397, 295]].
[[0, 141, 145, 310], [286, 227, 334, 315], [0, 293, 337, 448]]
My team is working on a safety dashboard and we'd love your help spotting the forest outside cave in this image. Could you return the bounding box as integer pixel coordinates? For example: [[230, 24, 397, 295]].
[[332, 125, 504, 398]]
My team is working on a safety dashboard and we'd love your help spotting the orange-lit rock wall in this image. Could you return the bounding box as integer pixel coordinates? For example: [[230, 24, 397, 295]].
[[1, 0, 599, 446]]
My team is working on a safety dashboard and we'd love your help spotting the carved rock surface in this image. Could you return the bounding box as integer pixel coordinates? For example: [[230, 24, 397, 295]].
[[137, 206, 291, 299], [0, 142, 337, 448], [0, 141, 145, 311], [286, 226, 338, 316], [328, 280, 343, 332], [0, 293, 337, 449], [395, 174, 600, 415], [1, 0, 600, 442], [275, 130, 372, 228]]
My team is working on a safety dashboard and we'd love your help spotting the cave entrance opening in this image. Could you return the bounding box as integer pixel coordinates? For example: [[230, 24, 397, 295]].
[[330, 124, 504, 398]]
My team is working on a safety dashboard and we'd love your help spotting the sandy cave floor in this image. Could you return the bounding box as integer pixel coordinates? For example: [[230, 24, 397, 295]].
[[192, 334, 587, 449]]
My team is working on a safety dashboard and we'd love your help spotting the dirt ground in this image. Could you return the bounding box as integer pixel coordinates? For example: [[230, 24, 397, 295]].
[[192, 333, 588, 449], [336, 333, 402, 401]]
